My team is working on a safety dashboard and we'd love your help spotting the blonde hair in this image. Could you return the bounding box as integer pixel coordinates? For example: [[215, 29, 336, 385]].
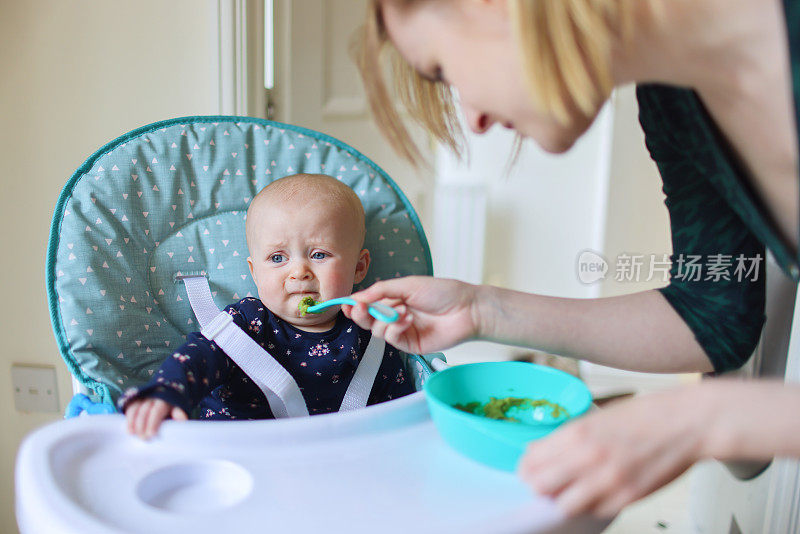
[[353, 0, 633, 166]]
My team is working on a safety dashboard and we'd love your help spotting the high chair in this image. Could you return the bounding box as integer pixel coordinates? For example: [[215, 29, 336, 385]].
[[16, 116, 607, 533]]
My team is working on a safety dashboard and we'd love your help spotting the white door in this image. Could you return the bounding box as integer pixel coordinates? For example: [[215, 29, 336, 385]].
[[270, 0, 432, 224]]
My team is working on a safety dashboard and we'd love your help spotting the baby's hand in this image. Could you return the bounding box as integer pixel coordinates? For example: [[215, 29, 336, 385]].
[[124, 397, 188, 440]]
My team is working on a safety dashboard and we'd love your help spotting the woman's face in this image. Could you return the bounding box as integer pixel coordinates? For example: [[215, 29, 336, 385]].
[[381, 0, 596, 153]]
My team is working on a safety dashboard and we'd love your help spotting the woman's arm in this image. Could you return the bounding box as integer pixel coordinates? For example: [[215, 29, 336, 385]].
[[704, 380, 800, 460], [636, 85, 767, 373], [346, 276, 713, 373], [476, 285, 713, 373]]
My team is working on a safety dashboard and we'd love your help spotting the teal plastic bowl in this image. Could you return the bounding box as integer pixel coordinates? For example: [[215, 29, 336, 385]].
[[423, 361, 592, 471]]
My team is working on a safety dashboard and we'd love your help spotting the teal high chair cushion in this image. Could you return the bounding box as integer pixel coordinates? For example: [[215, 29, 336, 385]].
[[48, 116, 437, 408]]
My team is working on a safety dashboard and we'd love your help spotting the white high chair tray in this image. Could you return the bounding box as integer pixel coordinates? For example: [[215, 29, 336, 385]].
[[16, 392, 607, 534]]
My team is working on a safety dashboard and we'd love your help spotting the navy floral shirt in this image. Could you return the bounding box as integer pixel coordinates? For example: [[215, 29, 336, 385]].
[[118, 297, 414, 419], [634, 0, 800, 373]]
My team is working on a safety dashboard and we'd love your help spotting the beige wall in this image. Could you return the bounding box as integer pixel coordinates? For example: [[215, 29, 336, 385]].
[[601, 85, 672, 297], [0, 1, 219, 531]]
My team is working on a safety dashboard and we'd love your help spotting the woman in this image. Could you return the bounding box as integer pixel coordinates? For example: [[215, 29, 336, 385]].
[[344, 0, 800, 519]]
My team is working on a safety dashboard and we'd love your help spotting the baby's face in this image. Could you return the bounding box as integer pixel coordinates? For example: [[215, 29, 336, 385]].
[[247, 197, 368, 332]]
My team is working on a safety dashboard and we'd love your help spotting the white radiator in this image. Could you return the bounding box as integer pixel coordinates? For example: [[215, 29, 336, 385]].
[[432, 182, 487, 285]]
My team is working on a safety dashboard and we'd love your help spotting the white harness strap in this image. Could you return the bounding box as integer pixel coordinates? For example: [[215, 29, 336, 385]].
[[180, 275, 309, 418], [339, 334, 386, 412]]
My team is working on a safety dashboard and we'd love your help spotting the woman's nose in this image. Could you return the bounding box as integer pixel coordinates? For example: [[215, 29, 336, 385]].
[[462, 105, 494, 134]]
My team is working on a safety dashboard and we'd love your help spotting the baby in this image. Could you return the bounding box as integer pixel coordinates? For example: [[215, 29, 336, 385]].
[[120, 173, 415, 438]]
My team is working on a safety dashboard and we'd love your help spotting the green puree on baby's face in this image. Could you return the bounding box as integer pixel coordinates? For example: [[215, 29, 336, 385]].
[[298, 296, 317, 316], [453, 396, 569, 423]]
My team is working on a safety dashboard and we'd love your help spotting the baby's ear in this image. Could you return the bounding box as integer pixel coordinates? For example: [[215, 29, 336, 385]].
[[247, 256, 256, 282], [354, 249, 371, 284]]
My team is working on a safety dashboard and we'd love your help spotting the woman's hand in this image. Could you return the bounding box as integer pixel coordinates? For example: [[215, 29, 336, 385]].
[[124, 397, 188, 440], [342, 276, 484, 354], [518, 385, 712, 518], [519, 379, 800, 517]]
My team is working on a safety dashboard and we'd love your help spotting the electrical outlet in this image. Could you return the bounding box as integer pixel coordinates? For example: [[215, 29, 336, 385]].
[[12, 364, 60, 413]]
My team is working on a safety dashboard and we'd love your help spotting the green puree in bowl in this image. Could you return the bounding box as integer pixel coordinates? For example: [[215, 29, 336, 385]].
[[454, 396, 569, 422]]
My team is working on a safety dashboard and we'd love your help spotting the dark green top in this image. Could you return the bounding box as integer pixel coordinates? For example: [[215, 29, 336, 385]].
[[635, 0, 800, 372]]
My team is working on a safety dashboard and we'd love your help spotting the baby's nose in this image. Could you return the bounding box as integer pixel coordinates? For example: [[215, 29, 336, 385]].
[[289, 263, 313, 279]]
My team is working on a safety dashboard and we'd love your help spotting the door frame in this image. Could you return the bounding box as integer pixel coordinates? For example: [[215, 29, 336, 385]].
[[214, 0, 265, 117]]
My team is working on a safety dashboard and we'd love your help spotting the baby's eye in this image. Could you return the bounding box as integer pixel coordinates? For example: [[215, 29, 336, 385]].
[[269, 254, 285, 264], [311, 251, 328, 260]]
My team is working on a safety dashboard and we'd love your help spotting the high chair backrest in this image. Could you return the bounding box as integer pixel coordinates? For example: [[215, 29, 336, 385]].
[[48, 116, 434, 408]]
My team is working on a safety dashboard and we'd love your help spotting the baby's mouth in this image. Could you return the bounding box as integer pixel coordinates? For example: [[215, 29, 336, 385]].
[[291, 291, 319, 301]]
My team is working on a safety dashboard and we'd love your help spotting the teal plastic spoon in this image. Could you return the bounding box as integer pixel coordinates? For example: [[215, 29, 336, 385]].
[[300, 297, 399, 323]]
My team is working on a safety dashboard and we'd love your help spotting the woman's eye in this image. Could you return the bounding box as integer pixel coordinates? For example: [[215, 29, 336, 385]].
[[433, 65, 444, 83], [269, 254, 285, 263], [311, 252, 327, 260]]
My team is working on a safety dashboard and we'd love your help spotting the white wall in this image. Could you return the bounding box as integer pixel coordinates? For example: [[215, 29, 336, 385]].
[[434, 86, 694, 395], [435, 103, 616, 364], [0, 2, 220, 531]]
